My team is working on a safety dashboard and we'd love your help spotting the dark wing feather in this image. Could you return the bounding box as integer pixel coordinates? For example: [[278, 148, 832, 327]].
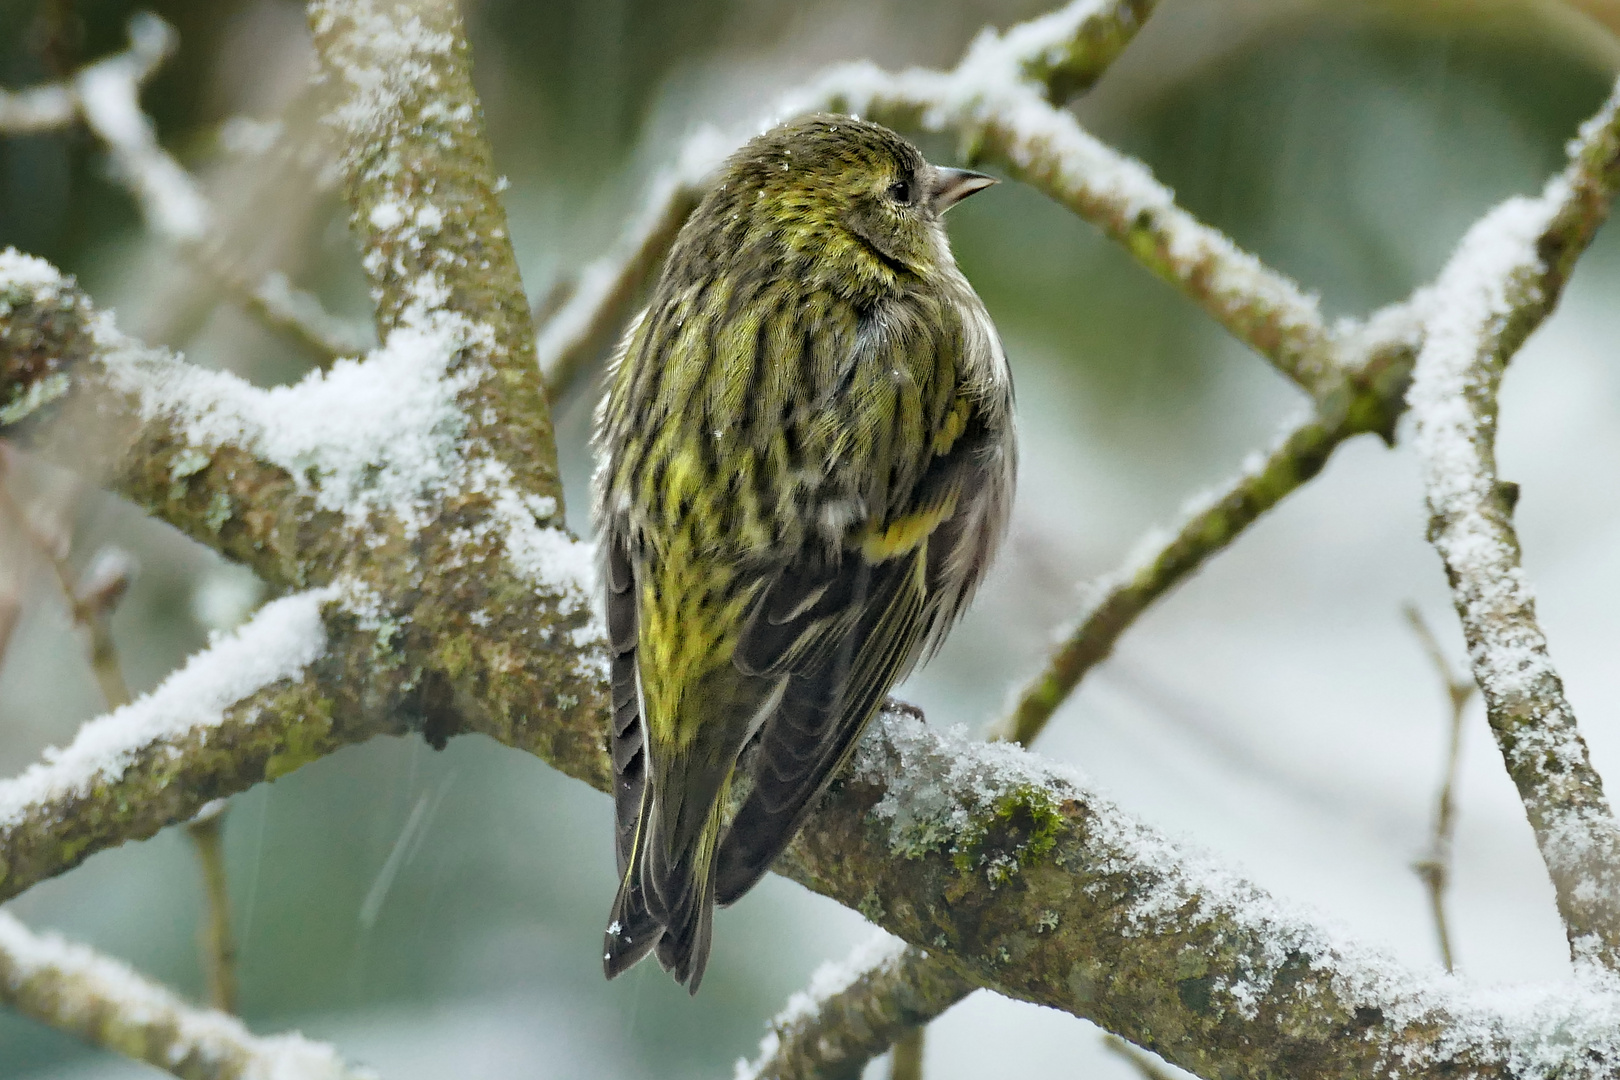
[[714, 545, 930, 906], [603, 531, 661, 978]]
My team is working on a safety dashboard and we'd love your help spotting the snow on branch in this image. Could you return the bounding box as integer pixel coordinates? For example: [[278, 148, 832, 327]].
[[0, 587, 349, 903], [1409, 77, 1620, 970], [0, 250, 357, 588], [549, 0, 1343, 410], [73, 13, 211, 242], [537, 163, 708, 401], [794, 65, 1339, 397], [0, 912, 377, 1080], [0, 13, 169, 139], [735, 934, 975, 1080], [772, 707, 1620, 1080]]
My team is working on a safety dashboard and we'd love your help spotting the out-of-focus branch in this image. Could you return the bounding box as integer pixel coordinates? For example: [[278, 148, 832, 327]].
[[1408, 79, 1620, 970], [186, 802, 239, 1014], [538, 175, 703, 401], [1406, 605, 1475, 974], [73, 13, 209, 242], [736, 938, 975, 1080], [888, 1028, 924, 1080], [986, 310, 1420, 745], [0, 14, 361, 365], [1103, 1035, 1177, 1080], [0, 912, 377, 1080], [540, 0, 1189, 408]]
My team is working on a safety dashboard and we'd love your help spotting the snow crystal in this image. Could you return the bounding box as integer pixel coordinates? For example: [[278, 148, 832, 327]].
[[310, 0, 454, 150], [0, 587, 335, 828], [0, 912, 372, 1079]]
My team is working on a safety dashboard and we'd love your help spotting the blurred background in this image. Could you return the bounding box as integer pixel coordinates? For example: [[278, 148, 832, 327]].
[[2, 0, 1619, 1076]]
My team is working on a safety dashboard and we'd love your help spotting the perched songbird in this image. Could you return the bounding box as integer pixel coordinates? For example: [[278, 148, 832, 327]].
[[593, 114, 1015, 992]]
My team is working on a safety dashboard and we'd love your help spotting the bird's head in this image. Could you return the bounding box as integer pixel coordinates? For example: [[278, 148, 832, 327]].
[[712, 114, 996, 287]]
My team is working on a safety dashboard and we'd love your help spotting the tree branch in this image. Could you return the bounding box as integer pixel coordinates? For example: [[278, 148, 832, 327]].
[[537, 171, 703, 401], [0, 912, 377, 1080], [0, 586, 404, 903], [1409, 79, 1620, 969], [736, 936, 975, 1080]]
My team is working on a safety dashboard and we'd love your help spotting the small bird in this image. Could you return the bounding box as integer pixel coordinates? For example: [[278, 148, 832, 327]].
[[593, 114, 1015, 992]]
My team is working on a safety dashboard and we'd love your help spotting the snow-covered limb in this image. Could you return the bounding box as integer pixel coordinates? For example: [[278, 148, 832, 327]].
[[74, 13, 211, 242], [0, 12, 168, 138], [308, 0, 558, 489], [736, 935, 975, 1080], [0, 912, 377, 1080], [798, 66, 1341, 399], [0, 251, 353, 589], [1409, 77, 1620, 969], [0, 587, 364, 903], [772, 707, 1620, 1080]]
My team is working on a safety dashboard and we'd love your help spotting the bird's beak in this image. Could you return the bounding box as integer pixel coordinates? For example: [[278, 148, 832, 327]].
[[929, 167, 998, 213]]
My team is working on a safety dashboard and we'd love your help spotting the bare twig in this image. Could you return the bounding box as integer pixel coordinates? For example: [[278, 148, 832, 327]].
[[889, 1028, 923, 1080], [0, 459, 242, 1007], [186, 802, 239, 1014], [1406, 604, 1475, 973], [0, 911, 376, 1080]]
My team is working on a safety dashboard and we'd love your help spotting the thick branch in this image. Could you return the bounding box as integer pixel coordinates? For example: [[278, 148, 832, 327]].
[[308, 0, 561, 507], [0, 252, 348, 590], [1409, 79, 1620, 968], [0, 912, 376, 1080], [771, 709, 1620, 1080]]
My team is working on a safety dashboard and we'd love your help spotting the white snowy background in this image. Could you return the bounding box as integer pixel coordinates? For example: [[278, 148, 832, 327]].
[[2, 0, 1619, 1076]]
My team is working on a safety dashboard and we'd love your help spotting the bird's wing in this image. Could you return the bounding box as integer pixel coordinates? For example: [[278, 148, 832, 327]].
[[712, 355, 1005, 907], [715, 535, 936, 906], [602, 527, 661, 978]]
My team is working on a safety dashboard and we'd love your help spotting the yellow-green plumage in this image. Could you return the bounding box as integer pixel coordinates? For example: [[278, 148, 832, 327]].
[[593, 114, 1015, 992]]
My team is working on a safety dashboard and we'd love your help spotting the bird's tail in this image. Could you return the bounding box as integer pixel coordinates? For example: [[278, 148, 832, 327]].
[[644, 777, 727, 994]]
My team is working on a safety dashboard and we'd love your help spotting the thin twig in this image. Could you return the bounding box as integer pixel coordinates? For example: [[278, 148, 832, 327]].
[[1405, 604, 1474, 974], [1103, 1035, 1177, 1080], [889, 1027, 924, 1080], [186, 803, 239, 1013], [0, 451, 242, 1010]]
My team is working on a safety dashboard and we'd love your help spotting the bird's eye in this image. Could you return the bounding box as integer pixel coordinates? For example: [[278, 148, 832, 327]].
[[887, 178, 913, 205]]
